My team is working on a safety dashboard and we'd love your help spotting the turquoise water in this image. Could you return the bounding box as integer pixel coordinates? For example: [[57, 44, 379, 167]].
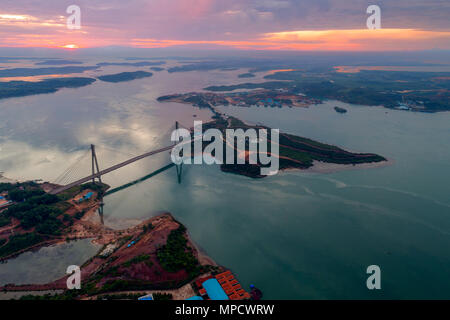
[[103, 101, 450, 299], [0, 63, 449, 298]]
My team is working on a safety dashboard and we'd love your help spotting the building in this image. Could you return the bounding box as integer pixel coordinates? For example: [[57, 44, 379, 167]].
[[194, 270, 251, 300], [202, 279, 229, 300], [76, 191, 94, 203], [138, 294, 153, 300]]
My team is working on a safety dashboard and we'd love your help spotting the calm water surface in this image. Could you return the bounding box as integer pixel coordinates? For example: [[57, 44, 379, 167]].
[[0, 61, 449, 298]]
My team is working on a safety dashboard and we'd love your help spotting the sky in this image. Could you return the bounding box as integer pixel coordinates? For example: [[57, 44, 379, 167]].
[[0, 0, 449, 51]]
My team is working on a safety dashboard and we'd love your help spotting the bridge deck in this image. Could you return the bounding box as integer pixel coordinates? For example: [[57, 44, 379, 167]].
[[49, 145, 174, 194]]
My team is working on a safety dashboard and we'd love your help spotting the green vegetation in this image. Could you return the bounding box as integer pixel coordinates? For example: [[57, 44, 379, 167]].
[[5, 190, 63, 234], [157, 225, 199, 273], [0, 78, 96, 100], [57, 182, 107, 201], [202, 116, 386, 176], [97, 71, 153, 83], [0, 215, 11, 227], [0, 233, 43, 258], [0, 181, 107, 259]]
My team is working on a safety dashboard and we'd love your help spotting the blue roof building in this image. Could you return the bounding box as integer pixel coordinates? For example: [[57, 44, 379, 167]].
[[84, 192, 94, 200], [202, 279, 229, 300]]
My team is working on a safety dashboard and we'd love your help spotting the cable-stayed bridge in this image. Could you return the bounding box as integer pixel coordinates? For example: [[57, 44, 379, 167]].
[[49, 121, 188, 194]]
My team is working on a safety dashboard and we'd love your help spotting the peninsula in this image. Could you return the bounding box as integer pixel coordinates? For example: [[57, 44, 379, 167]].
[[157, 89, 387, 178]]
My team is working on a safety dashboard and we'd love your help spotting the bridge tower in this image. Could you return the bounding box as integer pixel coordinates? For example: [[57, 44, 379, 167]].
[[91, 144, 102, 184], [175, 121, 183, 184]]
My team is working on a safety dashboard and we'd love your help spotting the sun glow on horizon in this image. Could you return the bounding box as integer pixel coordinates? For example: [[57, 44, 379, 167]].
[[61, 44, 79, 49]]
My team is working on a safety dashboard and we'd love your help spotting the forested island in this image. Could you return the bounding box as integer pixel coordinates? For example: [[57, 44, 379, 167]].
[[97, 71, 153, 83], [238, 72, 256, 78], [157, 90, 387, 178], [96, 61, 165, 67], [0, 78, 96, 100], [35, 60, 84, 66]]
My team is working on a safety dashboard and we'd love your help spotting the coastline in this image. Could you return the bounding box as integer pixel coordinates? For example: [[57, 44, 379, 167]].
[[0, 173, 17, 183], [291, 158, 394, 175], [0, 212, 219, 295]]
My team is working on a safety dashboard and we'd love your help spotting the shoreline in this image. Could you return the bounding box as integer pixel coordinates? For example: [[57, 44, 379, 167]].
[[0, 212, 220, 294], [284, 158, 394, 175]]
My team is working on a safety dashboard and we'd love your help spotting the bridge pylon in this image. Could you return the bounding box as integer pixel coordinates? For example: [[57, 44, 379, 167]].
[[91, 144, 102, 184], [175, 121, 183, 184]]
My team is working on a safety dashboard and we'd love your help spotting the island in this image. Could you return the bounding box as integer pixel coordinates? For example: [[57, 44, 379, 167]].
[[238, 72, 256, 78], [97, 71, 153, 83], [208, 69, 450, 112], [165, 58, 450, 112], [157, 89, 320, 109], [96, 61, 165, 67], [0, 78, 97, 100], [35, 60, 84, 66], [334, 106, 348, 114], [157, 91, 387, 178]]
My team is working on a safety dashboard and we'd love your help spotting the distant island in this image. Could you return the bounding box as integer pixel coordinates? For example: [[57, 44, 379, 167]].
[[150, 67, 165, 71], [97, 71, 153, 83], [35, 60, 84, 66], [334, 106, 347, 113], [158, 89, 320, 111], [0, 78, 96, 100], [238, 72, 256, 78], [164, 58, 450, 112], [96, 61, 165, 67]]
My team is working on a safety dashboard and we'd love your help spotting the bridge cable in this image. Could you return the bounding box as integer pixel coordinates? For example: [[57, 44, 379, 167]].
[[53, 149, 90, 185]]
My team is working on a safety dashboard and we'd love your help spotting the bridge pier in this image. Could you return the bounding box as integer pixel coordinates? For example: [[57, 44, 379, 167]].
[[176, 163, 183, 184], [98, 197, 104, 225], [174, 121, 183, 184], [91, 144, 102, 184]]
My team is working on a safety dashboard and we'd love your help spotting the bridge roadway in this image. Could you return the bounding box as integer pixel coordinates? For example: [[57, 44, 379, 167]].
[[49, 145, 175, 194]]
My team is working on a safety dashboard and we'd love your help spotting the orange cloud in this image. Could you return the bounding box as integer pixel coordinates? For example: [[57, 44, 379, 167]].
[[0, 9, 449, 52], [262, 29, 450, 51], [131, 29, 450, 51], [0, 12, 65, 28]]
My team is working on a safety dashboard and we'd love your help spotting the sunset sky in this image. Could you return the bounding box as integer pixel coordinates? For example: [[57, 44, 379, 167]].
[[0, 0, 449, 51]]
